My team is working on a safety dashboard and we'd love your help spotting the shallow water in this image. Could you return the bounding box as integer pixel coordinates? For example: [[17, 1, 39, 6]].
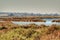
[[12, 18, 60, 25]]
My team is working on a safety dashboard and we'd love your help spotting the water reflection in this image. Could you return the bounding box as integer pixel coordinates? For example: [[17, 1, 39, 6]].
[[12, 18, 60, 25], [13, 22, 58, 25]]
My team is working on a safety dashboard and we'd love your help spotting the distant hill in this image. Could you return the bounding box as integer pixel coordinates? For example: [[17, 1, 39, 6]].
[[0, 12, 60, 17]]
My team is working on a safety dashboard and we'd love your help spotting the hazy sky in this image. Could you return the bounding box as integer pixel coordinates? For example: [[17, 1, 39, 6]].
[[0, 0, 60, 13]]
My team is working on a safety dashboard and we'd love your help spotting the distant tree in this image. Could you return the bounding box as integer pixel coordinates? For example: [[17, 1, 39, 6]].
[[9, 13, 14, 16]]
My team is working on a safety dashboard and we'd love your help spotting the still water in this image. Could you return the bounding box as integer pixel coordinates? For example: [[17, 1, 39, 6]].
[[12, 18, 60, 25]]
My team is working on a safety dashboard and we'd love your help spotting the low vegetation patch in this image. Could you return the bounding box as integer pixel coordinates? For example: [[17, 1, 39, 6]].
[[0, 22, 60, 40]]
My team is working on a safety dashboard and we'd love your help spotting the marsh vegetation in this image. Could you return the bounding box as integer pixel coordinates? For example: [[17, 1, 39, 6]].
[[0, 21, 60, 40]]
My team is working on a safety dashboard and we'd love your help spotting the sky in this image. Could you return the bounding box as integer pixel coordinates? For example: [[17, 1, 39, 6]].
[[0, 0, 60, 13]]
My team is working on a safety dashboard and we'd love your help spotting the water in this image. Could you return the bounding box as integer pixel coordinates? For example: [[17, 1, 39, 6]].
[[12, 18, 60, 25]]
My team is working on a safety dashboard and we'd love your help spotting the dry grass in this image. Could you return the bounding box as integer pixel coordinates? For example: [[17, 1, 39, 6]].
[[0, 22, 60, 40]]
